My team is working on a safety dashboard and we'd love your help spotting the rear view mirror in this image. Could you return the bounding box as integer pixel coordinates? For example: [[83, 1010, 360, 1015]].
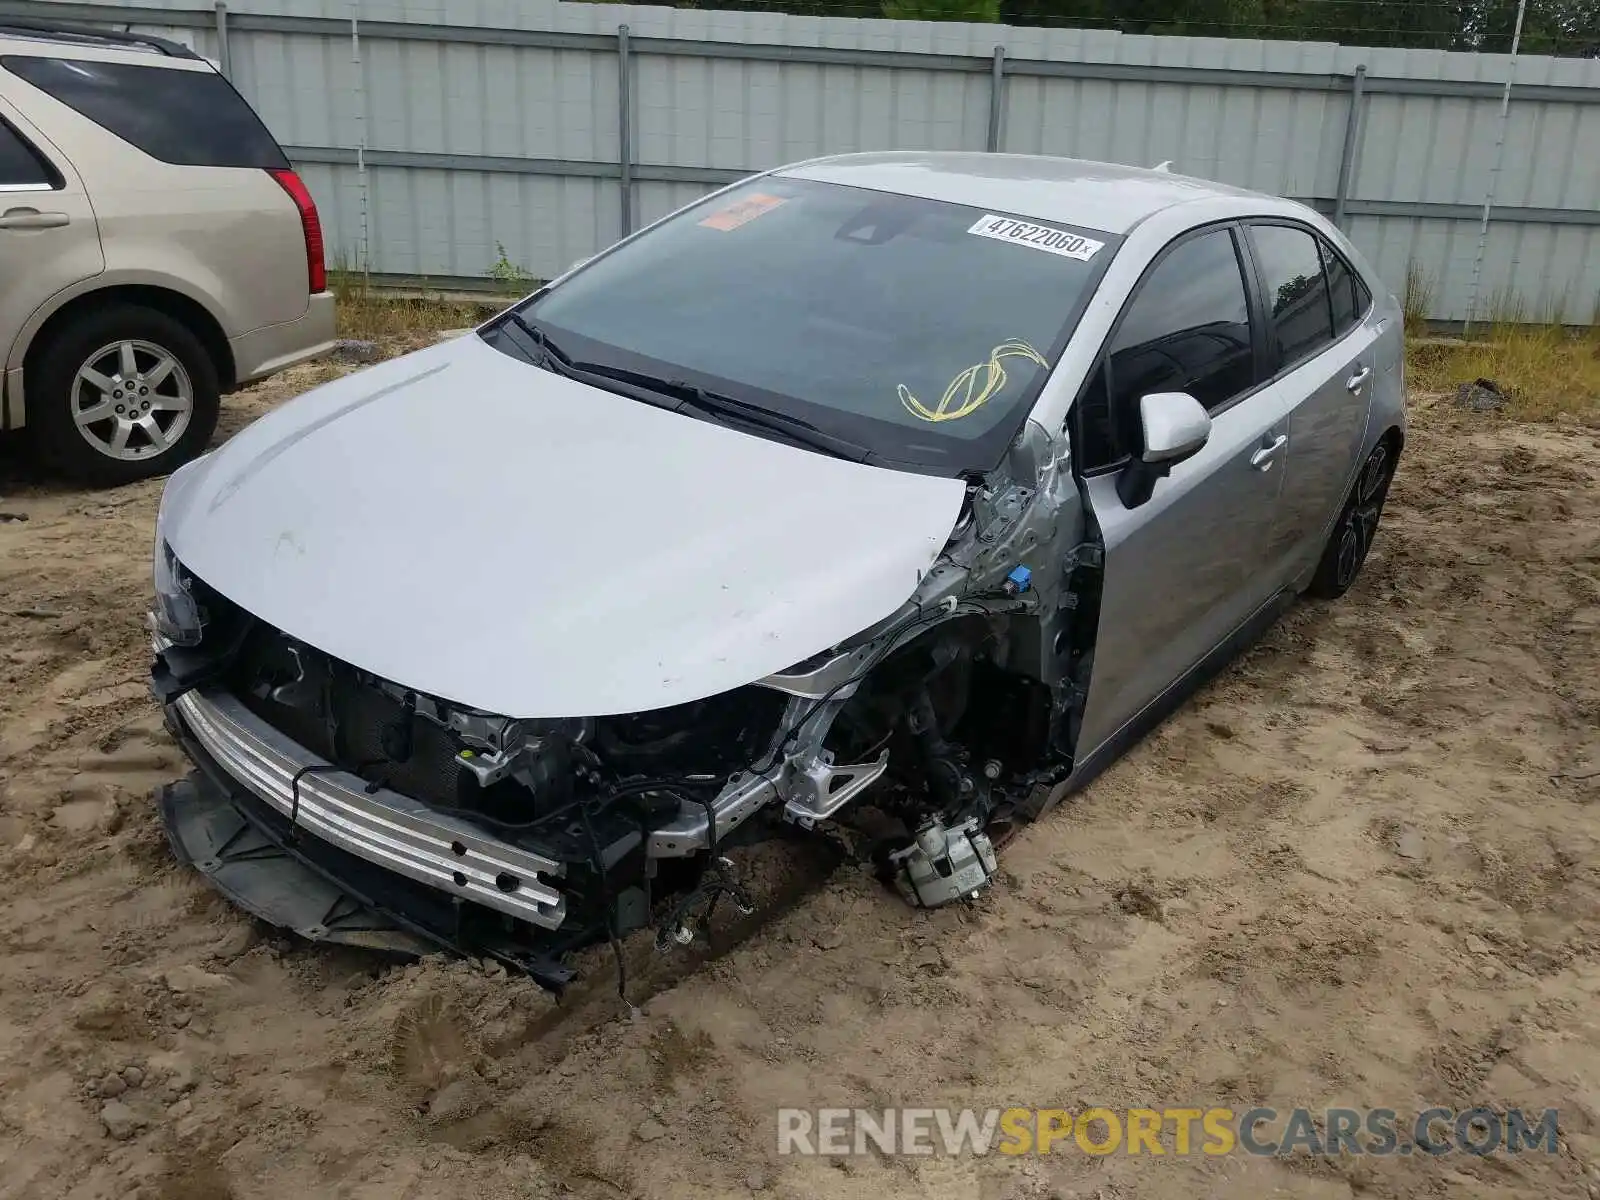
[[1117, 391, 1212, 508], [1139, 391, 1212, 464]]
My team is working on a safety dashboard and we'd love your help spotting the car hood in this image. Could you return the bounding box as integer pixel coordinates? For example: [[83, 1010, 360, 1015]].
[[159, 334, 966, 718]]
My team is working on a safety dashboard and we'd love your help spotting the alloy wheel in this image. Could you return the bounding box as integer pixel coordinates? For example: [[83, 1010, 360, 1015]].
[[1334, 444, 1394, 588], [71, 339, 194, 462]]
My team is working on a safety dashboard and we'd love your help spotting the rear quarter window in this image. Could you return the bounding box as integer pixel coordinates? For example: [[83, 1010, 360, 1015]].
[[1, 56, 288, 169], [1319, 239, 1370, 337], [0, 116, 58, 187]]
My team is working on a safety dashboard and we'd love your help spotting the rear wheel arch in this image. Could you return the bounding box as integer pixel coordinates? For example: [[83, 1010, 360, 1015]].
[[21, 296, 226, 485], [1378, 423, 1404, 459], [21, 284, 236, 399]]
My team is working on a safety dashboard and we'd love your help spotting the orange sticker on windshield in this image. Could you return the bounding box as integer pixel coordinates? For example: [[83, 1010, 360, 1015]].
[[699, 192, 787, 231]]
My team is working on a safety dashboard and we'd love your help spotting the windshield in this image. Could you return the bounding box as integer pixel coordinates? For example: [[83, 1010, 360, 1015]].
[[502, 176, 1118, 474]]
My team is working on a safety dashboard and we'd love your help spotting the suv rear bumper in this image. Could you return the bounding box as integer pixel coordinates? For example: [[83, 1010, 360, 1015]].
[[230, 290, 337, 387]]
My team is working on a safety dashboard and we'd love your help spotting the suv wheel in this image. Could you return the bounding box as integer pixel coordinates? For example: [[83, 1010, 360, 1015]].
[[28, 303, 220, 486]]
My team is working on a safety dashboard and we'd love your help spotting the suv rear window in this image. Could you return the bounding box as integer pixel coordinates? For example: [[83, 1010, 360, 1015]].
[[1, 56, 288, 169]]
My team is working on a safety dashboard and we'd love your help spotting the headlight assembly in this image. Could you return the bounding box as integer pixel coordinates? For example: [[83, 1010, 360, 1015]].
[[151, 460, 209, 646], [151, 536, 204, 646]]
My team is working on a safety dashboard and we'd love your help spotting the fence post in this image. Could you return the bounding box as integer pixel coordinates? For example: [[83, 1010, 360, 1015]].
[[213, 1, 230, 78], [351, 10, 369, 287], [1332, 63, 1366, 231], [1463, 0, 1529, 337], [986, 45, 1006, 153], [618, 24, 634, 238]]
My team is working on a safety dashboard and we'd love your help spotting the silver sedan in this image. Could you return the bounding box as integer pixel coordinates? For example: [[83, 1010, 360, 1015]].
[[148, 151, 1404, 986]]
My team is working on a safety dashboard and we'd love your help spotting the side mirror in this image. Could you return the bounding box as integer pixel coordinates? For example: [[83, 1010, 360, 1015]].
[[1116, 391, 1212, 508], [1139, 391, 1212, 464]]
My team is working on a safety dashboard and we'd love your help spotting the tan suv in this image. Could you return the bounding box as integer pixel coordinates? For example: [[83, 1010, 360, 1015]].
[[0, 21, 335, 484]]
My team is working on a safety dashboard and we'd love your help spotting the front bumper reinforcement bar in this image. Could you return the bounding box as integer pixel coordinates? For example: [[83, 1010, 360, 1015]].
[[168, 688, 568, 929], [159, 699, 579, 989]]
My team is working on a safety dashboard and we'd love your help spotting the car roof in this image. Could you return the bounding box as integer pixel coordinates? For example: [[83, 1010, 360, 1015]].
[[780, 151, 1292, 236]]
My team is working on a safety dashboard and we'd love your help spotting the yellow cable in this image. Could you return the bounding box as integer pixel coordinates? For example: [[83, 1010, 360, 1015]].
[[898, 339, 1050, 424]]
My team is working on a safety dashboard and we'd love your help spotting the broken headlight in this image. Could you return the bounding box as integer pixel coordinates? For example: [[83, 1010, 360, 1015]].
[[151, 460, 207, 646], [152, 537, 204, 646]]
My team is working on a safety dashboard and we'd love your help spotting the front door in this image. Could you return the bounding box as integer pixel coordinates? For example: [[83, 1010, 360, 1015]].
[[1069, 224, 1291, 763], [0, 99, 102, 427]]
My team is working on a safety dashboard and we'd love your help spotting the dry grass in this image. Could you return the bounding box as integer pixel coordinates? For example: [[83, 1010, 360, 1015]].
[[1402, 258, 1435, 340], [330, 271, 501, 343], [1406, 324, 1600, 424]]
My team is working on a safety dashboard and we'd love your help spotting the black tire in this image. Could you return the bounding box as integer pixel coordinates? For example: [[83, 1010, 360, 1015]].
[[1306, 438, 1397, 600], [26, 302, 220, 487]]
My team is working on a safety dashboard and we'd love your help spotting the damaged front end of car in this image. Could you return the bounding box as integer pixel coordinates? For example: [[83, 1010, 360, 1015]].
[[150, 418, 1099, 991]]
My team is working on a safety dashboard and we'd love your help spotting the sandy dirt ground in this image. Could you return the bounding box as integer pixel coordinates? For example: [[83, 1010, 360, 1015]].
[[1, 358, 1598, 1200]]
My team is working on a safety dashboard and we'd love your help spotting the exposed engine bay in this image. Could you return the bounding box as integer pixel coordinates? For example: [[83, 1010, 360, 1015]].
[[151, 419, 1102, 992]]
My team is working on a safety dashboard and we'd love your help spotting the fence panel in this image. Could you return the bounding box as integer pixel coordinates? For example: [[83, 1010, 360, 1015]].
[[1, 0, 1597, 320]]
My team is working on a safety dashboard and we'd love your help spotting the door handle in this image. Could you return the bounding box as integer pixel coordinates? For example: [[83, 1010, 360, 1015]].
[[1345, 366, 1373, 393], [0, 208, 70, 230], [1250, 434, 1288, 471]]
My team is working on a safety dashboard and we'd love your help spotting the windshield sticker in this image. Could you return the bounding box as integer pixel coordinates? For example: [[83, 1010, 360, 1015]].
[[967, 214, 1104, 261], [699, 192, 788, 232], [898, 339, 1050, 424]]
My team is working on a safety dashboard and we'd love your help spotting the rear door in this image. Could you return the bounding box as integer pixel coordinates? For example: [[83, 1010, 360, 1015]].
[[0, 100, 102, 427], [1244, 221, 1379, 582], [1070, 223, 1295, 762]]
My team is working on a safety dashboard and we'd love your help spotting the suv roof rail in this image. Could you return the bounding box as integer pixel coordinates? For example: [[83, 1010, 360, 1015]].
[[0, 18, 201, 59]]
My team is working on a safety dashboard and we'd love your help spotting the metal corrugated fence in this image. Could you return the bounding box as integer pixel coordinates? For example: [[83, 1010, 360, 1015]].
[[4, 0, 1598, 323]]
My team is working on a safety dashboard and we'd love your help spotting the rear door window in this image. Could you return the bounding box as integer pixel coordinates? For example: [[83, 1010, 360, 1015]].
[[1075, 226, 1257, 469], [1, 57, 288, 169], [1249, 223, 1336, 370], [0, 116, 56, 187]]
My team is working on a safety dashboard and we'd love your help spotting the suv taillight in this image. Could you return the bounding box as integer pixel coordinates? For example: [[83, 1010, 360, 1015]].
[[268, 168, 326, 295]]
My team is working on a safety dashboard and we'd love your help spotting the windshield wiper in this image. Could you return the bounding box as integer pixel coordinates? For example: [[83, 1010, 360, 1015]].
[[563, 363, 874, 463], [491, 321, 873, 461], [499, 311, 574, 371], [490, 316, 682, 412]]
